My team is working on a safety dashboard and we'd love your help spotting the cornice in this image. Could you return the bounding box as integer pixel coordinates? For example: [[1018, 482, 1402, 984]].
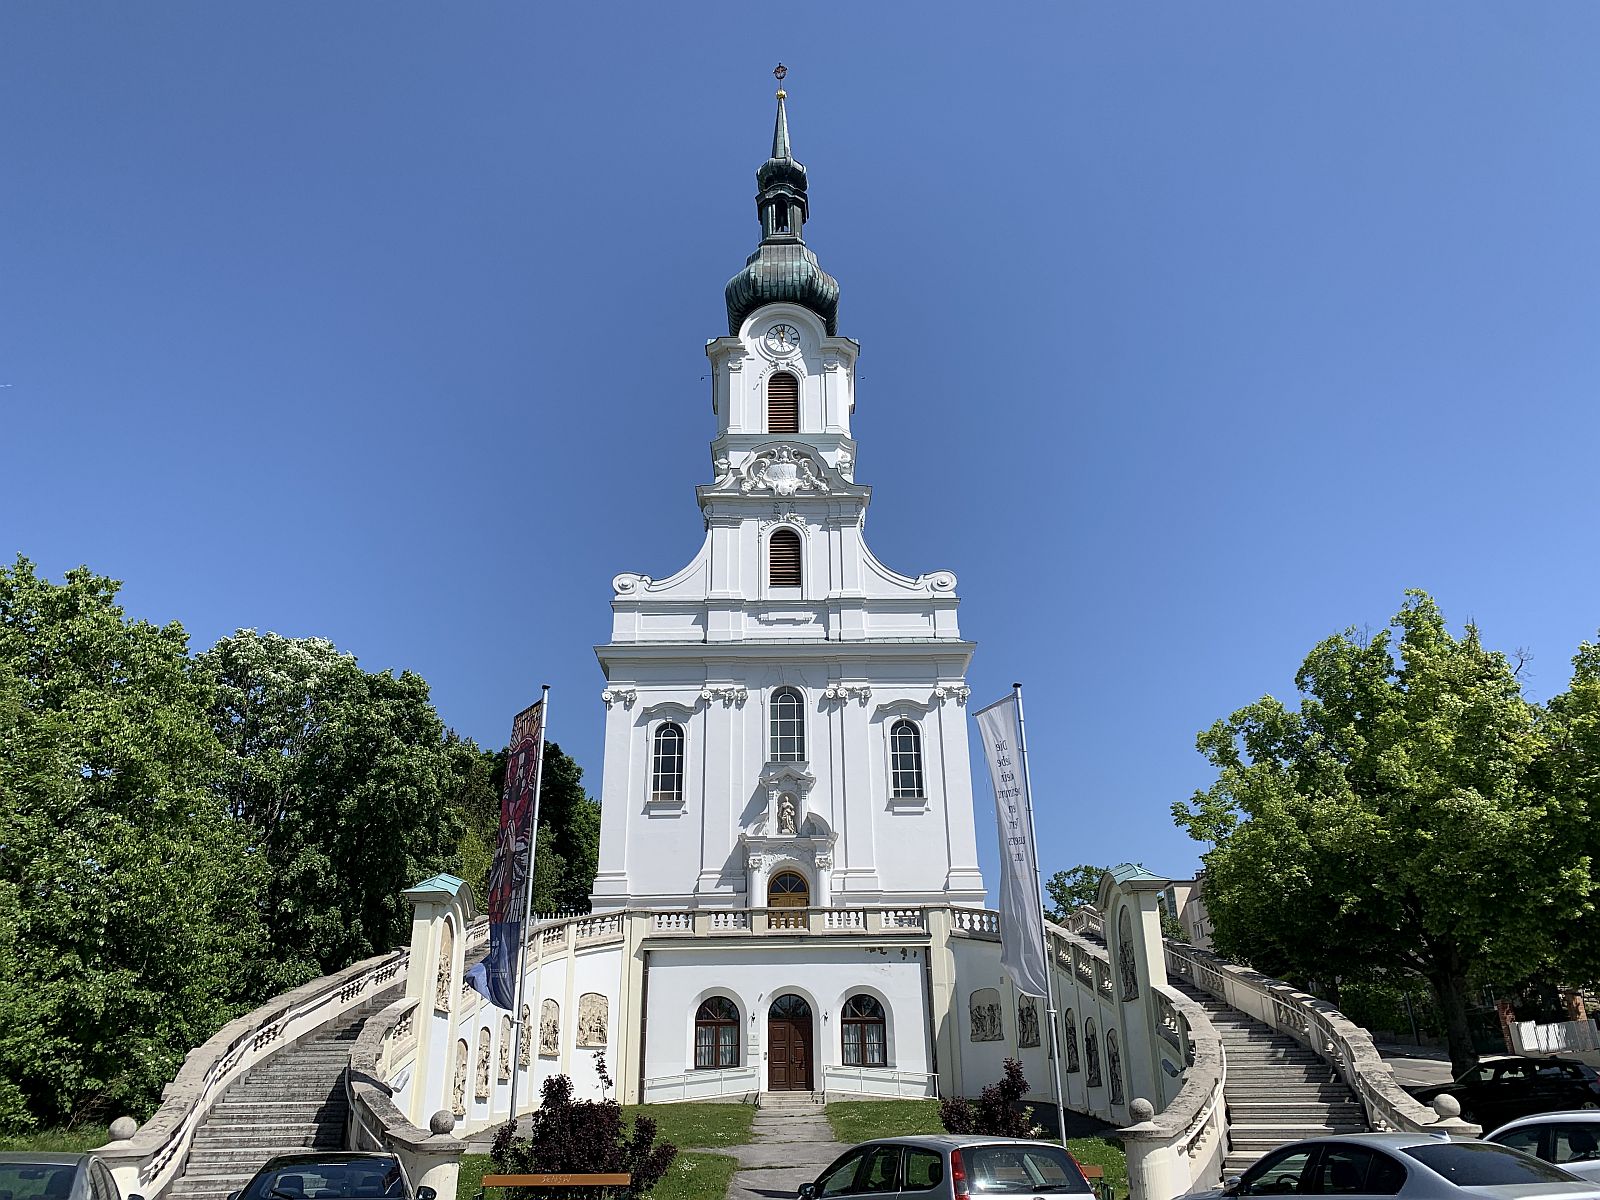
[[596, 639, 976, 663]]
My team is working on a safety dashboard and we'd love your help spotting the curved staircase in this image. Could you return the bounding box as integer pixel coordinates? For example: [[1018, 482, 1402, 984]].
[[164, 995, 396, 1200], [1171, 982, 1368, 1177]]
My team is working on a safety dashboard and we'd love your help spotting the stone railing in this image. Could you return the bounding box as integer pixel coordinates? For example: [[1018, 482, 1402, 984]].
[[643, 906, 932, 938], [346, 997, 467, 1200], [1164, 941, 1479, 1137], [1118, 985, 1228, 1200], [96, 949, 407, 1200], [950, 907, 1000, 937]]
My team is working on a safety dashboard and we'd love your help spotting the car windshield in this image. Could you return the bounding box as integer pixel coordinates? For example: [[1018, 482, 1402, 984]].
[[0, 1163, 79, 1200], [245, 1160, 405, 1200], [964, 1146, 1090, 1194], [1401, 1142, 1581, 1185]]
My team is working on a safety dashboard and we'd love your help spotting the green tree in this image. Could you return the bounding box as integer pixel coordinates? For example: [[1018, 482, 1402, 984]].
[[1538, 639, 1600, 984], [0, 558, 264, 1130], [1044, 864, 1109, 922], [442, 734, 501, 902], [1172, 592, 1590, 1074], [197, 631, 467, 988]]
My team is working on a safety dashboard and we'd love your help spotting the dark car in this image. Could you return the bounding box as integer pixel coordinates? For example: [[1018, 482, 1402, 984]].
[[798, 1135, 1095, 1200], [0, 1154, 124, 1200], [1410, 1056, 1600, 1127], [227, 1154, 435, 1200]]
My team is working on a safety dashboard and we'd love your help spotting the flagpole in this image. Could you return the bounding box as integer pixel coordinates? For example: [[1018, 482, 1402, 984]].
[[507, 684, 551, 1129], [1012, 682, 1070, 1151]]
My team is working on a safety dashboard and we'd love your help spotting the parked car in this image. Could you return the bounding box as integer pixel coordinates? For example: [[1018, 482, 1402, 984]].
[[1178, 1132, 1600, 1200], [1486, 1112, 1600, 1183], [227, 1154, 435, 1200], [0, 1153, 124, 1200], [797, 1136, 1094, 1200], [1410, 1056, 1600, 1127]]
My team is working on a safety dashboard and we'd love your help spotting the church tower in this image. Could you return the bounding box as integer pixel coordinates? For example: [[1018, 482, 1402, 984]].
[[591, 84, 985, 912]]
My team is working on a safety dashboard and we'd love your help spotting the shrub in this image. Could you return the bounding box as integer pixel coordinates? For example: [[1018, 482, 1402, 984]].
[[939, 1058, 1035, 1138], [491, 1070, 676, 1200]]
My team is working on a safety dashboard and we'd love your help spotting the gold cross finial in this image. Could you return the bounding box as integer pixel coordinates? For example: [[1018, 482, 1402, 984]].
[[774, 63, 787, 99]]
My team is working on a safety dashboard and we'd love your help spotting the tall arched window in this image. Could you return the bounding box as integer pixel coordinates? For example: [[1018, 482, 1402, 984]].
[[1106, 1029, 1125, 1104], [841, 994, 887, 1066], [1063, 1008, 1081, 1073], [768, 870, 810, 907], [889, 719, 924, 797], [769, 528, 802, 588], [651, 722, 685, 803], [1084, 1018, 1103, 1088], [767, 371, 799, 433], [770, 687, 806, 761], [694, 997, 740, 1069]]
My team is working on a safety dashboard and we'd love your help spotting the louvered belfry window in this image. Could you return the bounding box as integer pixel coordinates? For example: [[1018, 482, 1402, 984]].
[[769, 528, 802, 588], [767, 371, 799, 434]]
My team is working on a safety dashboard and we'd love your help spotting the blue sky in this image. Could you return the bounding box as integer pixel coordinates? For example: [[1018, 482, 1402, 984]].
[[5, 4, 1599, 892]]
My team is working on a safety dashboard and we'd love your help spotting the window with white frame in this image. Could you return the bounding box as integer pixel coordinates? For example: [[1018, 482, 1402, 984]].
[[770, 687, 806, 761], [651, 722, 685, 803], [889, 719, 924, 797]]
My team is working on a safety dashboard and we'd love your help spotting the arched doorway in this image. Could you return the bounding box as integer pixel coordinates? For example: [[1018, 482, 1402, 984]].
[[767, 993, 813, 1091], [767, 869, 810, 930]]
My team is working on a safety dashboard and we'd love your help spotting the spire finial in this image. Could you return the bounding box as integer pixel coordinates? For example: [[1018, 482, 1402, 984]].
[[774, 62, 787, 99], [771, 65, 792, 160]]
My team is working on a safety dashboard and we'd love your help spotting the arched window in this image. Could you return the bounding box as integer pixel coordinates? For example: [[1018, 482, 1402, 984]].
[[770, 687, 806, 761], [889, 719, 924, 798], [1118, 907, 1139, 1001], [769, 528, 802, 588], [1063, 1008, 1081, 1073], [651, 723, 685, 803], [768, 371, 799, 433], [1106, 1029, 1125, 1104], [767, 870, 810, 907], [1084, 1018, 1103, 1088], [694, 997, 740, 1069], [841, 994, 887, 1066]]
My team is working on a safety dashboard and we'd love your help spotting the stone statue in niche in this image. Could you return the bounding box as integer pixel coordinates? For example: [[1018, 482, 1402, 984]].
[[540, 999, 560, 1056], [498, 1015, 512, 1080], [451, 1039, 469, 1116], [577, 993, 609, 1047], [1017, 995, 1040, 1048], [475, 1028, 491, 1100], [519, 1003, 532, 1068], [434, 921, 453, 1012], [969, 988, 1003, 1042], [777, 795, 798, 835]]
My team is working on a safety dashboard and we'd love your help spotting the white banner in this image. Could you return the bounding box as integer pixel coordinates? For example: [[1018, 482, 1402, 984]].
[[975, 693, 1050, 998]]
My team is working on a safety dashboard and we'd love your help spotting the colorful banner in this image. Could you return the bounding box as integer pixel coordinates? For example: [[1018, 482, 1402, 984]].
[[975, 693, 1050, 998], [477, 698, 545, 1009]]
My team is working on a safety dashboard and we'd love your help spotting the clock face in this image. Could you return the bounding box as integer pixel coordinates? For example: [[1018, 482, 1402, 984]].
[[763, 323, 800, 355]]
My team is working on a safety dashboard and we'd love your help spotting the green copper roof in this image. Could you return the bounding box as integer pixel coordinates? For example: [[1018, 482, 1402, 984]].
[[725, 90, 840, 336]]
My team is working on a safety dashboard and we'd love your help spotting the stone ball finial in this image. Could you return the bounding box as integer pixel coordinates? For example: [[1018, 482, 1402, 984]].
[[1430, 1094, 1462, 1120], [108, 1117, 138, 1142], [429, 1110, 457, 1135], [1129, 1097, 1155, 1122]]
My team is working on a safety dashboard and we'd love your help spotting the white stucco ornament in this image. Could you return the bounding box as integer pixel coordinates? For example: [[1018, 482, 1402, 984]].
[[740, 445, 829, 496]]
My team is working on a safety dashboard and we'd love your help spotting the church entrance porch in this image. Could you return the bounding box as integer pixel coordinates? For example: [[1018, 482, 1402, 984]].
[[767, 993, 814, 1090]]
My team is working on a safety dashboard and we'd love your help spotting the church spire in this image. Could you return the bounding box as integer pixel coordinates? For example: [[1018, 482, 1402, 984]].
[[724, 67, 841, 336]]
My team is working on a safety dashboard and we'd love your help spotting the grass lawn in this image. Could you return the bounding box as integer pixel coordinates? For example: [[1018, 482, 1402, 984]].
[[0, 1128, 107, 1153], [823, 1102, 1128, 1200], [620, 1105, 754, 1149], [456, 1149, 738, 1200]]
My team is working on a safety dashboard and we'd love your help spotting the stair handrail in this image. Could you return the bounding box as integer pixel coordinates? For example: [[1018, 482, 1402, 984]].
[[95, 948, 407, 1200], [1163, 940, 1478, 1137]]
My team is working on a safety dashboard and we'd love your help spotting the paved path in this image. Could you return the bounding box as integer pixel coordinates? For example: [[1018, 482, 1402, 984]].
[[687, 1104, 846, 1200]]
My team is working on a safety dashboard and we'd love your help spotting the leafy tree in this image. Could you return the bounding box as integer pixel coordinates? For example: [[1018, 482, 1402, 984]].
[[197, 631, 466, 989], [1173, 592, 1591, 1073], [0, 558, 265, 1130], [940, 1059, 1036, 1137], [1539, 639, 1600, 984], [490, 1069, 676, 1200], [1045, 864, 1108, 922], [441, 734, 501, 902]]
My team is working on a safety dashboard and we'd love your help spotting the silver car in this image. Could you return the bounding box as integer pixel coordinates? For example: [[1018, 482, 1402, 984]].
[[798, 1135, 1097, 1200], [1180, 1132, 1600, 1200], [1487, 1113, 1600, 1184], [0, 1154, 123, 1200]]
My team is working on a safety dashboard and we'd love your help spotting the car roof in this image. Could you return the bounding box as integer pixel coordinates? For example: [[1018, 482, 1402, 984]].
[[1489, 1112, 1600, 1134], [855, 1136, 1076, 1150], [1260, 1133, 1462, 1151], [0, 1154, 90, 1167], [260, 1154, 398, 1166]]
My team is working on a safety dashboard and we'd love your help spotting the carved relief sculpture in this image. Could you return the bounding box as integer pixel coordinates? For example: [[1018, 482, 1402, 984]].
[[475, 1027, 491, 1100], [1063, 1009, 1081, 1073], [434, 921, 454, 1013], [1118, 908, 1140, 1001], [969, 988, 1003, 1042], [451, 1039, 469, 1116], [540, 999, 560, 1056], [1107, 1029, 1125, 1104], [499, 1015, 513, 1080], [776, 795, 798, 835], [1017, 995, 1040, 1048], [738, 445, 830, 496], [1085, 1019, 1103, 1088], [519, 1003, 532, 1068], [577, 992, 609, 1047]]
